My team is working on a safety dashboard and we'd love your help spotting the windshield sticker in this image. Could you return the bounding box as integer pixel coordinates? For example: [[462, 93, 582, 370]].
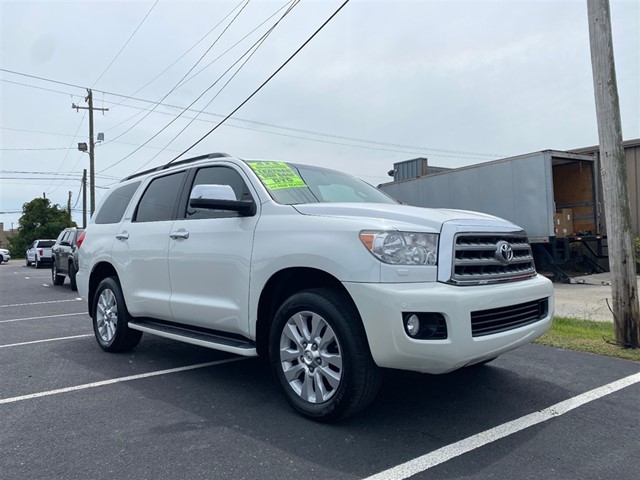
[[248, 162, 308, 191]]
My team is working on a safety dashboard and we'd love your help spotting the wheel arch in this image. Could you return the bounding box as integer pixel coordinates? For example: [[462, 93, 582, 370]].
[[255, 267, 362, 357], [88, 262, 119, 317]]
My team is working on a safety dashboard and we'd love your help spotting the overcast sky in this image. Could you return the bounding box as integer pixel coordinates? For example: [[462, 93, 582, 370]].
[[1, 0, 638, 230]]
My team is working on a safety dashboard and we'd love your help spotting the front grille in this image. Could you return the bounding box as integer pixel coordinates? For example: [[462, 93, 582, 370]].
[[451, 233, 536, 285], [471, 298, 549, 337]]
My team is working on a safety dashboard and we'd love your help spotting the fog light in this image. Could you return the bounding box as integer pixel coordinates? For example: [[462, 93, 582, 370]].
[[405, 314, 420, 337]]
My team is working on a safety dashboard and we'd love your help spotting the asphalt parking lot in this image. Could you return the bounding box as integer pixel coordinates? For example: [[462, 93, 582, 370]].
[[1, 262, 639, 480]]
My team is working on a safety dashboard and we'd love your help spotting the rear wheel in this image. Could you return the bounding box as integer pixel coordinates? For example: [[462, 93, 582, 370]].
[[92, 277, 142, 352], [34, 257, 40, 269], [52, 261, 65, 286], [269, 288, 381, 422]]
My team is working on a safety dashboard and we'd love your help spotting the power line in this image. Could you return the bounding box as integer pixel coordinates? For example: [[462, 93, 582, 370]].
[[99, 0, 254, 153], [45, 112, 86, 196], [0, 147, 70, 151], [168, 0, 353, 164], [91, 0, 159, 88], [102, 0, 248, 118], [131, 0, 301, 173], [0, 69, 505, 159]]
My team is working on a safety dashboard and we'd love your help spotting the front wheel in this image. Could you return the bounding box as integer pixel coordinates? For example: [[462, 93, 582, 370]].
[[269, 288, 381, 422], [92, 277, 142, 352], [69, 263, 77, 291]]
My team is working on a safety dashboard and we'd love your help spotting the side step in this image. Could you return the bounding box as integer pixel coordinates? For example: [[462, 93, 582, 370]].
[[128, 319, 257, 357]]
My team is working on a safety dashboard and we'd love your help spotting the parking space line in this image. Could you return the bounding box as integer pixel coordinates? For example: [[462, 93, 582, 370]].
[[0, 357, 247, 405], [0, 298, 82, 308], [365, 371, 640, 480], [0, 334, 93, 349], [0, 312, 87, 324]]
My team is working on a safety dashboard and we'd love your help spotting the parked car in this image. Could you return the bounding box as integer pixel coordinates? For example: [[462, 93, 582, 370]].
[[51, 227, 84, 290], [0, 248, 11, 264], [25, 239, 55, 268], [77, 153, 554, 421]]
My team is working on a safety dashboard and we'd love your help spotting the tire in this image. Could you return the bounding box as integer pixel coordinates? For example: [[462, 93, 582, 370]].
[[26, 256, 31, 267], [52, 261, 65, 286], [0, 255, 3, 263], [92, 277, 142, 352], [269, 288, 381, 422], [35, 257, 40, 269], [69, 263, 77, 291]]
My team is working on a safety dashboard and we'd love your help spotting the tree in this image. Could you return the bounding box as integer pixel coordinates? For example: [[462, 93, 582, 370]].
[[8, 197, 76, 256], [587, 0, 640, 348]]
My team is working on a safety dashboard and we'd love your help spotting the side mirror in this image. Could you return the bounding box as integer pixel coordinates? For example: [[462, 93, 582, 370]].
[[189, 184, 256, 216]]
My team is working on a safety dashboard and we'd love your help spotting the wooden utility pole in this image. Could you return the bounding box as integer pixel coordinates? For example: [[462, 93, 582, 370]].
[[587, 0, 640, 348], [82, 169, 87, 229], [72, 89, 108, 216], [67, 190, 72, 218]]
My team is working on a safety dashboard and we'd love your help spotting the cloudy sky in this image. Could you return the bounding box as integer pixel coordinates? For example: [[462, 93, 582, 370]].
[[1, 0, 638, 230]]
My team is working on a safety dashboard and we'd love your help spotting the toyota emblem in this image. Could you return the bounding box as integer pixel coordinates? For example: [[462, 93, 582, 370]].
[[495, 241, 514, 264]]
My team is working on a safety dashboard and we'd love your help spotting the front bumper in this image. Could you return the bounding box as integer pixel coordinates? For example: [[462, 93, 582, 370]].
[[344, 274, 554, 374]]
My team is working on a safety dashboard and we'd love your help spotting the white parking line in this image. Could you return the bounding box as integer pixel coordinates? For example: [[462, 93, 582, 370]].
[[365, 371, 640, 480], [0, 357, 246, 405], [0, 334, 93, 348], [0, 298, 82, 308], [0, 312, 87, 324]]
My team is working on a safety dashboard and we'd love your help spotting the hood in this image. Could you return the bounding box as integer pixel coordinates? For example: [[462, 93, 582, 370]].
[[292, 203, 513, 231]]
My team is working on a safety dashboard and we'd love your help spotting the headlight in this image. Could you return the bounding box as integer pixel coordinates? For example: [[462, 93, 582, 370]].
[[360, 231, 438, 265]]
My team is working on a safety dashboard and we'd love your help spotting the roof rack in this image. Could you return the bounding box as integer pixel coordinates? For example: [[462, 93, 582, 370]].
[[121, 153, 231, 182]]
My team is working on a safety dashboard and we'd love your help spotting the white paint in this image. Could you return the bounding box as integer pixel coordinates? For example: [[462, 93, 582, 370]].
[[365, 371, 640, 480], [0, 357, 246, 405], [0, 298, 82, 308], [0, 334, 92, 348], [0, 312, 86, 324]]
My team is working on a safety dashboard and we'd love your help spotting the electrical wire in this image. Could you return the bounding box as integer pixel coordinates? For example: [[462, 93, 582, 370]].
[[99, 0, 253, 152], [131, 0, 301, 173], [102, 0, 248, 119], [91, 0, 159, 88], [0, 68, 507, 159], [168, 0, 353, 164], [45, 112, 86, 196]]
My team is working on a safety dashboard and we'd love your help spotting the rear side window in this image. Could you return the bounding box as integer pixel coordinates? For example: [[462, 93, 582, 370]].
[[135, 171, 187, 222], [95, 182, 141, 225], [38, 240, 55, 248]]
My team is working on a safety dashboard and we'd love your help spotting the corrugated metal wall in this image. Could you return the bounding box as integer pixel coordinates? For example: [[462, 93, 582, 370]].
[[571, 139, 640, 237]]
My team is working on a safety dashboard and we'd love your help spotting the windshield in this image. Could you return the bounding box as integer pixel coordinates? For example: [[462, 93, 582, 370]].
[[246, 161, 397, 206]]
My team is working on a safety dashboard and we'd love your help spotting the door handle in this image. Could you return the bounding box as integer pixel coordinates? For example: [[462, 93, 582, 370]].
[[170, 231, 190, 239], [115, 232, 129, 240]]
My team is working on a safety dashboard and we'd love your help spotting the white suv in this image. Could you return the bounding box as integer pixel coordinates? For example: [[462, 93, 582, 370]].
[[77, 153, 554, 421]]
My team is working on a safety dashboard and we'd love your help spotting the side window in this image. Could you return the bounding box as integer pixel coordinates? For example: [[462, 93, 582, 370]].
[[135, 171, 187, 223], [95, 181, 141, 225], [185, 166, 253, 220], [61, 231, 72, 244]]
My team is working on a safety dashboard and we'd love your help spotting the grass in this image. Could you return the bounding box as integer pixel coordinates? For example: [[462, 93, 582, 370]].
[[535, 317, 640, 362]]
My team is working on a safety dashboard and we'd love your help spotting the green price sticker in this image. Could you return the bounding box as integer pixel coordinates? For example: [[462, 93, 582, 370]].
[[248, 161, 308, 191]]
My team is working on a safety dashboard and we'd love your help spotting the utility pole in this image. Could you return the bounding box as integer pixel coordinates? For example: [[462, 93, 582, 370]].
[[72, 89, 108, 216], [67, 190, 72, 218], [587, 0, 640, 348], [82, 169, 87, 229]]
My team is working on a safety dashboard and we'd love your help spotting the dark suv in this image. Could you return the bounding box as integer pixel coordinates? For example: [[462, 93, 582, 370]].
[[52, 227, 84, 291]]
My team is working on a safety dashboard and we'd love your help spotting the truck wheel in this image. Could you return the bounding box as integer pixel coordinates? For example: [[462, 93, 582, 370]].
[[34, 257, 40, 269], [69, 263, 77, 291], [92, 277, 142, 352], [52, 262, 65, 286], [269, 288, 381, 422], [26, 257, 31, 267]]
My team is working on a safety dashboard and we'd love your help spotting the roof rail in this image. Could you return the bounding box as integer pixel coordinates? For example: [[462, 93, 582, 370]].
[[121, 153, 231, 182]]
